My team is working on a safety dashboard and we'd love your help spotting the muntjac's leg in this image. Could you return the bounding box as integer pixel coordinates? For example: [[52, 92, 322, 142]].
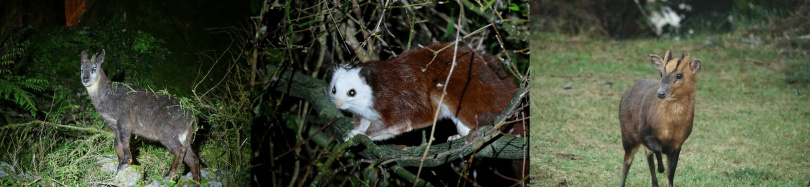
[[666, 149, 681, 187], [620, 144, 638, 187], [641, 134, 665, 173], [646, 149, 660, 187]]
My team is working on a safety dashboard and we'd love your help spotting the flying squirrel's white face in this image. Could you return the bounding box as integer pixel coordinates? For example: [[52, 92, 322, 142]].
[[329, 67, 379, 120]]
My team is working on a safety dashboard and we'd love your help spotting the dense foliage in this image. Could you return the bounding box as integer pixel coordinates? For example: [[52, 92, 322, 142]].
[[252, 0, 530, 186]]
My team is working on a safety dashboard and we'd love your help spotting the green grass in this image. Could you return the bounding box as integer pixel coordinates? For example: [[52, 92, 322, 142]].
[[529, 33, 810, 186]]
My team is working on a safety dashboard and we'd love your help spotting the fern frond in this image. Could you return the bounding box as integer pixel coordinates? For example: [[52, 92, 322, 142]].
[[0, 78, 39, 117], [17, 77, 48, 92], [1, 38, 31, 76], [0, 60, 13, 66]]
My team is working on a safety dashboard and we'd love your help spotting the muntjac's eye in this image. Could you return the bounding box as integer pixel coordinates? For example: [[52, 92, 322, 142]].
[[676, 73, 683, 79]]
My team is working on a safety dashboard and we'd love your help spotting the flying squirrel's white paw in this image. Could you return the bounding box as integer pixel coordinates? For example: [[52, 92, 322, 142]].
[[447, 134, 463, 141], [344, 129, 364, 141]]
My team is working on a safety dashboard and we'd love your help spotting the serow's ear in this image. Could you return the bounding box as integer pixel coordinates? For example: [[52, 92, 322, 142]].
[[81, 50, 89, 61], [359, 67, 374, 85], [650, 54, 665, 71], [96, 49, 106, 64], [690, 59, 702, 73]]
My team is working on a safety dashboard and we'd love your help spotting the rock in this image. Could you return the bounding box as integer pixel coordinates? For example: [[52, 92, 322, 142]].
[[180, 168, 235, 186], [111, 165, 143, 187], [175, 179, 201, 187], [95, 155, 118, 173], [207, 181, 223, 187], [94, 155, 232, 187], [95, 155, 143, 187], [0, 161, 40, 181], [563, 83, 572, 90], [144, 179, 171, 187], [0, 161, 16, 179]]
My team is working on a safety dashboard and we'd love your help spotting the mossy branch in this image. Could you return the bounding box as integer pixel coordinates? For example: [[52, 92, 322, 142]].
[[1, 120, 114, 138]]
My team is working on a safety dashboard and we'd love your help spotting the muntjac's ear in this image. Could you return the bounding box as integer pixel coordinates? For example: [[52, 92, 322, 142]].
[[690, 59, 701, 74], [650, 54, 664, 71], [95, 49, 106, 65]]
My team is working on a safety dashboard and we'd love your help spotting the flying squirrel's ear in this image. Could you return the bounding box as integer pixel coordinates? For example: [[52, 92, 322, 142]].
[[359, 67, 374, 85]]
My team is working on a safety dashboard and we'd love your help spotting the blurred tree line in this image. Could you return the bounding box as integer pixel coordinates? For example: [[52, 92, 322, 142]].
[[531, 0, 806, 39]]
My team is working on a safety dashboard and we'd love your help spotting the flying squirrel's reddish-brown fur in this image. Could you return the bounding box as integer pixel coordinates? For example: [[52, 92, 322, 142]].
[[333, 43, 517, 141]]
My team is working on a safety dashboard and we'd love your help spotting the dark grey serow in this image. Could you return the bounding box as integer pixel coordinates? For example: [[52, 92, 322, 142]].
[[80, 50, 201, 182]]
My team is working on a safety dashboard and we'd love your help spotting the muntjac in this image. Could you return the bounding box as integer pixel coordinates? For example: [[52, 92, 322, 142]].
[[619, 50, 701, 187]]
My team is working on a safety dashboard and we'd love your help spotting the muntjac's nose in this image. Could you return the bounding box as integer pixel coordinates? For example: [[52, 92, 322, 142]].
[[656, 86, 667, 99]]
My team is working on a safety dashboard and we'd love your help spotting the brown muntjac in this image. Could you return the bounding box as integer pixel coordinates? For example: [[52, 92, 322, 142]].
[[80, 50, 201, 182], [619, 50, 701, 187]]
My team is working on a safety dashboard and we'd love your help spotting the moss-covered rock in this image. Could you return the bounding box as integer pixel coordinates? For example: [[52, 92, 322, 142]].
[[112, 165, 143, 187]]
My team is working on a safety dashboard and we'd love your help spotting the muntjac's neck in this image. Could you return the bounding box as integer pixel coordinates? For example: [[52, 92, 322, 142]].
[[657, 92, 695, 116]]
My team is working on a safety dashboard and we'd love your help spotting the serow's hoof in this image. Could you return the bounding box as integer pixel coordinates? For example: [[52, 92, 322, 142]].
[[116, 163, 129, 172]]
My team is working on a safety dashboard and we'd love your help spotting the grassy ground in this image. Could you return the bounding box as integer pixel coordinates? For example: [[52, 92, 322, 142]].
[[529, 32, 810, 186]]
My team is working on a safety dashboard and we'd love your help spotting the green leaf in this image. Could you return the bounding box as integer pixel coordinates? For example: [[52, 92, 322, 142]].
[[510, 3, 520, 11]]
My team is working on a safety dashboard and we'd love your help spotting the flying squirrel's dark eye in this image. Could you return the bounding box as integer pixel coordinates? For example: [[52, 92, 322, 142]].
[[676, 73, 683, 79], [331, 86, 336, 94], [348, 89, 356, 97]]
